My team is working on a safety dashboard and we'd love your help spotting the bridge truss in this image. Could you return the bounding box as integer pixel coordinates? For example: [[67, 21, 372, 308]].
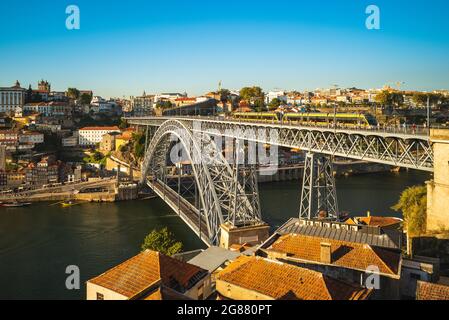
[[129, 117, 433, 172]]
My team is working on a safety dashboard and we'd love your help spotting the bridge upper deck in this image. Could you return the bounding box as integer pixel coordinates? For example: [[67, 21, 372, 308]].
[[126, 116, 430, 141], [126, 116, 434, 171]]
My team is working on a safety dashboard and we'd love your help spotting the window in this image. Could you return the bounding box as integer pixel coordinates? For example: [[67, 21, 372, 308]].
[[96, 292, 104, 300], [410, 273, 422, 280], [198, 284, 204, 300]]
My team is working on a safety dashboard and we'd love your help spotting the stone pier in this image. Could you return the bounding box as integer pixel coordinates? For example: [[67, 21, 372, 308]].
[[427, 129, 449, 232]]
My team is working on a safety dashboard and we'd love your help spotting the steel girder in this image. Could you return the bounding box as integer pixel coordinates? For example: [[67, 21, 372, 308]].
[[191, 121, 434, 172], [140, 120, 260, 245], [299, 153, 339, 220], [127, 118, 433, 171]]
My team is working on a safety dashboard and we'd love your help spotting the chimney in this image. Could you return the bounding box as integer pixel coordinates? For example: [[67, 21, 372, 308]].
[[320, 242, 332, 264]]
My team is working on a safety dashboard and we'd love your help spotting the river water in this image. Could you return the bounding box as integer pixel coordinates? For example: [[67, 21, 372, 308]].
[[0, 170, 429, 300]]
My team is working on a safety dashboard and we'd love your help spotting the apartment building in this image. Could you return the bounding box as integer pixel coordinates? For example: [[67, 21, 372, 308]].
[[0, 81, 26, 114], [78, 126, 120, 146]]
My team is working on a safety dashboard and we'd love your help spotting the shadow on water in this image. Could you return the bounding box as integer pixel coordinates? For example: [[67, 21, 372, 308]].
[[0, 170, 429, 299]]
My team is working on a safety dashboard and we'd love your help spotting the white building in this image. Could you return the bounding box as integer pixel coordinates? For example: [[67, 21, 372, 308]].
[[78, 126, 121, 146], [23, 102, 72, 116], [266, 91, 287, 104], [154, 92, 186, 102], [19, 132, 44, 144], [62, 135, 78, 148], [0, 81, 26, 114]]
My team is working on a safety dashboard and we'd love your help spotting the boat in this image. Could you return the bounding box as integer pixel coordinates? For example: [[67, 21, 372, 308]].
[[61, 201, 76, 207], [1, 202, 32, 208]]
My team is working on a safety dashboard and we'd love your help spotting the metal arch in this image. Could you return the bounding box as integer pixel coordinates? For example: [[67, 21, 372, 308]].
[[140, 119, 259, 245]]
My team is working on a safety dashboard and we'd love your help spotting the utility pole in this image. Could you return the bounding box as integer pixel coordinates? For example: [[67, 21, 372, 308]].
[[427, 95, 431, 136]]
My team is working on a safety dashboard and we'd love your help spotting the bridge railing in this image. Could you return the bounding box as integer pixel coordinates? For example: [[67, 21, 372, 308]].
[[130, 115, 444, 138]]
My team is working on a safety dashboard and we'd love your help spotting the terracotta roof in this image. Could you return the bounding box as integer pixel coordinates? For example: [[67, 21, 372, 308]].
[[416, 281, 449, 300], [267, 233, 401, 277], [355, 216, 402, 228], [275, 218, 401, 249], [216, 256, 372, 300], [88, 250, 207, 298], [79, 126, 120, 131]]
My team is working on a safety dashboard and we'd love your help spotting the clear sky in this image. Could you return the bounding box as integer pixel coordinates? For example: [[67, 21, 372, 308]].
[[1, 0, 448, 98]]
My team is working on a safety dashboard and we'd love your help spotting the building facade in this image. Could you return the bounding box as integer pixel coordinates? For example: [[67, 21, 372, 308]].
[[0, 81, 26, 114], [78, 126, 121, 146]]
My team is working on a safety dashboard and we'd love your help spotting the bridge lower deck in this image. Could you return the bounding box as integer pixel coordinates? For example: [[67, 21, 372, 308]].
[[147, 179, 211, 246]]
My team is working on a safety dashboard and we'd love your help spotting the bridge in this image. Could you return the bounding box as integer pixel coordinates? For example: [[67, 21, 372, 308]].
[[126, 116, 449, 246], [129, 116, 433, 172]]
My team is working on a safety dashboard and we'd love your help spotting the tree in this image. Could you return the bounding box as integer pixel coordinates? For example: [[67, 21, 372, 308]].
[[80, 93, 92, 105], [141, 227, 183, 256], [375, 90, 403, 108], [119, 118, 128, 129], [392, 185, 427, 237], [268, 98, 282, 111], [131, 132, 146, 159], [240, 86, 264, 102], [412, 92, 443, 107], [156, 100, 173, 109], [67, 88, 80, 100]]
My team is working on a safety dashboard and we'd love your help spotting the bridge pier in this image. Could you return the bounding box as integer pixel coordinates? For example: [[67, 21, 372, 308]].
[[219, 222, 270, 249], [426, 129, 449, 232], [299, 152, 339, 220]]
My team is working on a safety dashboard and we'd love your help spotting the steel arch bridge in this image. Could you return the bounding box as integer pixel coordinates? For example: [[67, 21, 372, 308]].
[[140, 119, 262, 246], [129, 116, 435, 244]]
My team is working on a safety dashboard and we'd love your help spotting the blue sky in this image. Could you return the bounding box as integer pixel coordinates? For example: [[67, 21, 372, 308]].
[[1, 0, 448, 98]]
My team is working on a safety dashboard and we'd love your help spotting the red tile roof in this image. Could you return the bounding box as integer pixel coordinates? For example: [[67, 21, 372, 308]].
[[88, 250, 207, 298], [416, 281, 449, 300], [216, 256, 372, 300], [267, 233, 401, 277], [79, 126, 120, 131], [356, 216, 402, 228]]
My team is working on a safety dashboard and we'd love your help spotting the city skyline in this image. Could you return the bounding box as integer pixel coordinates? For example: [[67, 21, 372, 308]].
[[1, 0, 449, 98]]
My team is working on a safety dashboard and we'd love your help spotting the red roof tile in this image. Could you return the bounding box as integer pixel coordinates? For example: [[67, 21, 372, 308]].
[[216, 256, 372, 300], [88, 250, 207, 298], [417, 281, 449, 300], [267, 234, 401, 277]]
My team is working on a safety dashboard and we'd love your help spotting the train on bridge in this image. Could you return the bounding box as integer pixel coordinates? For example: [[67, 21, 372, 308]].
[[232, 112, 378, 129]]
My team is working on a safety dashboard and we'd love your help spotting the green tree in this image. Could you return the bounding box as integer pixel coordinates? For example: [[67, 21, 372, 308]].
[[131, 132, 146, 159], [119, 118, 128, 129], [375, 90, 404, 108], [67, 88, 80, 100], [268, 98, 282, 111], [80, 93, 92, 105], [392, 185, 427, 237], [374, 91, 391, 106], [412, 92, 443, 107], [141, 227, 183, 256], [240, 86, 264, 102], [156, 100, 173, 109]]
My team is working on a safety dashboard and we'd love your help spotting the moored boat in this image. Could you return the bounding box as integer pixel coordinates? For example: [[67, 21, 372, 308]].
[[1, 202, 32, 208]]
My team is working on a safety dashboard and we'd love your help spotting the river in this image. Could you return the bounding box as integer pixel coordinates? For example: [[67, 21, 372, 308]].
[[0, 170, 429, 300]]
